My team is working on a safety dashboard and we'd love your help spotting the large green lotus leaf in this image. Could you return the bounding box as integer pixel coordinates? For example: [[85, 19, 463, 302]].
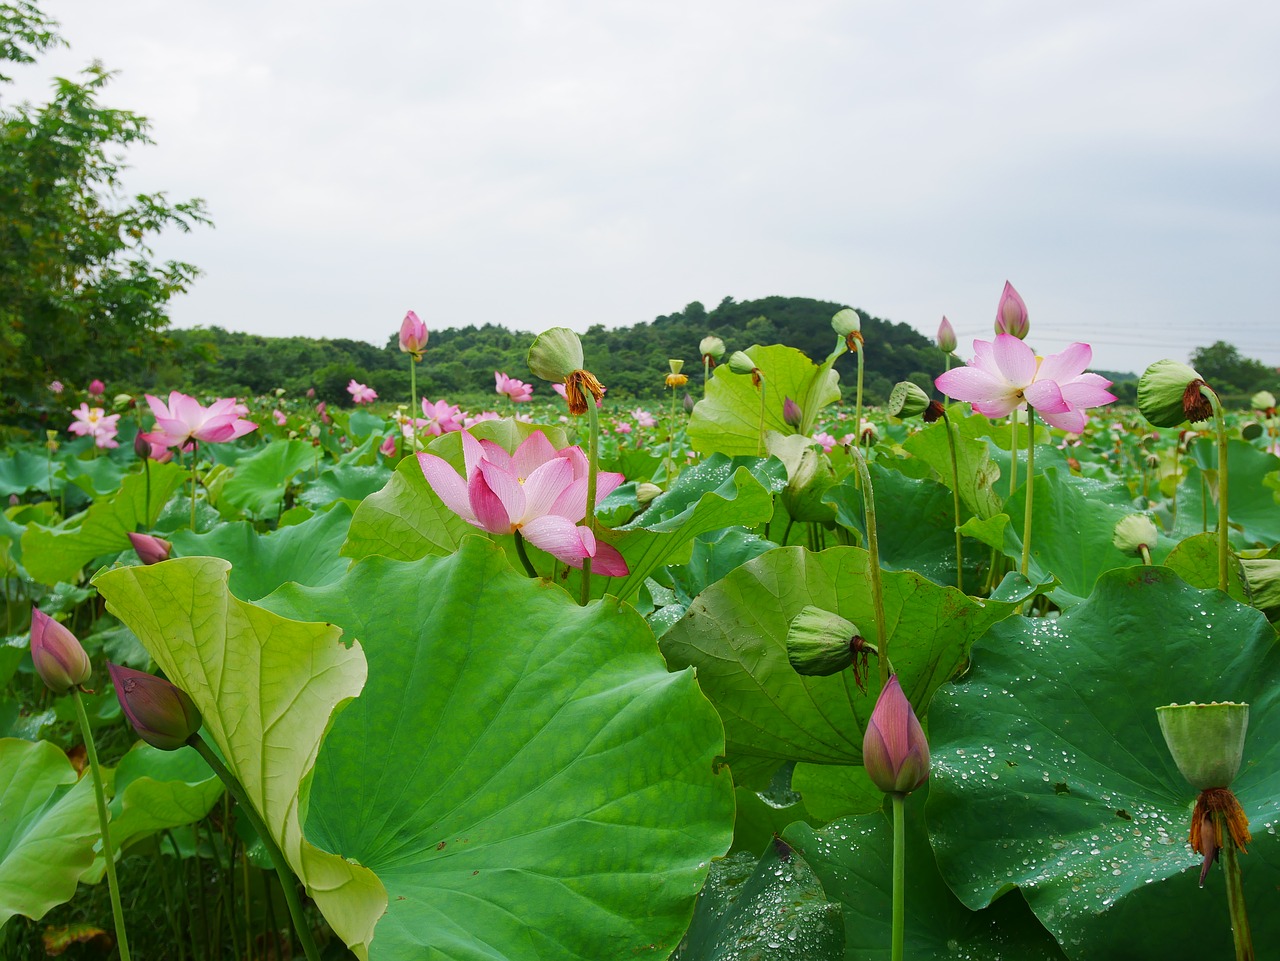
[[0, 737, 99, 929], [901, 408, 1005, 519], [259, 539, 735, 961], [341, 420, 566, 563], [218, 439, 317, 518], [926, 567, 1280, 959], [689, 346, 841, 457], [1161, 531, 1251, 605], [0, 450, 59, 497], [672, 842, 844, 961], [1175, 438, 1280, 546], [62, 456, 127, 499], [21, 462, 187, 585], [827, 463, 982, 589], [296, 463, 392, 509], [169, 503, 353, 601], [785, 791, 1068, 961], [83, 742, 224, 883], [659, 546, 1044, 765], [93, 558, 387, 959], [791, 762, 883, 821]]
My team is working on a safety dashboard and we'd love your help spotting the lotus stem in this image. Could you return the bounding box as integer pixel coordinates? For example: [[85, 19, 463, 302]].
[[851, 447, 888, 686], [891, 791, 906, 961], [73, 688, 132, 961], [188, 734, 321, 961], [756, 375, 767, 457], [513, 530, 539, 579], [1020, 407, 1036, 581], [1221, 815, 1254, 961], [190, 442, 199, 531], [581, 393, 600, 605], [1008, 413, 1019, 501], [143, 458, 151, 525], [408, 357, 419, 454], [703, 356, 711, 397], [854, 345, 865, 452], [941, 410, 964, 592], [1202, 385, 1230, 593]]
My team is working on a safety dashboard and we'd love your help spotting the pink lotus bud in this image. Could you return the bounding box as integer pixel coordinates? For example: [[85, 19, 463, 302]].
[[134, 431, 152, 460], [936, 316, 957, 353], [30, 608, 92, 694], [782, 396, 802, 429], [306, 387, 316, 399], [399, 310, 428, 358], [862, 674, 930, 795], [273, 409, 287, 426], [994, 281, 1029, 339], [379, 435, 397, 457], [108, 663, 202, 751], [89, 379, 105, 395], [127, 532, 172, 565]]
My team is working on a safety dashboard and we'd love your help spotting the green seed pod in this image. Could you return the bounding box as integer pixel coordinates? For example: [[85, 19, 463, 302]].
[[831, 308, 861, 336], [1112, 514, 1159, 554], [888, 381, 931, 419], [1156, 701, 1249, 790], [726, 351, 756, 376], [787, 606, 861, 676], [1137, 360, 1209, 428], [699, 336, 726, 361], [527, 328, 585, 383], [1250, 390, 1276, 412]]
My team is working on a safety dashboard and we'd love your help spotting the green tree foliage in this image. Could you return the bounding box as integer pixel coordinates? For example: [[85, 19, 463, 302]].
[[1189, 341, 1276, 397], [0, 1, 210, 422]]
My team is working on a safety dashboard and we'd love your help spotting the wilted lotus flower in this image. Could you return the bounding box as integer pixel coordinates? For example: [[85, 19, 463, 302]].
[[399, 309, 428, 360], [30, 608, 92, 694], [127, 532, 172, 565], [108, 663, 202, 751], [994, 281, 1029, 339], [863, 675, 930, 795]]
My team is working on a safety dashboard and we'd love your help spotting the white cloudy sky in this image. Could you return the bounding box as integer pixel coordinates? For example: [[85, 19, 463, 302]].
[[7, 0, 1280, 376]]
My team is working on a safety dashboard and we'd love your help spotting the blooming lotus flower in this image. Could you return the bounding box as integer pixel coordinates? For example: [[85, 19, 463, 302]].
[[143, 392, 258, 448], [937, 316, 957, 353], [812, 431, 838, 453], [68, 403, 121, 448], [127, 532, 172, 565], [379, 435, 397, 457], [49, 380, 64, 394], [616, 422, 633, 435], [495, 372, 534, 402], [419, 431, 628, 575], [88, 378, 105, 395], [863, 674, 930, 795], [463, 411, 502, 428], [421, 398, 462, 436], [108, 663, 202, 751], [935, 335, 1115, 432], [347, 380, 378, 404], [273, 409, 287, 426], [30, 608, 91, 694], [633, 408, 656, 429], [400, 310, 428, 359], [994, 281, 1029, 339]]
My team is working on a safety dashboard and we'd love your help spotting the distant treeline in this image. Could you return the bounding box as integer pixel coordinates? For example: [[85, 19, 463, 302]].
[[120, 295, 1063, 408]]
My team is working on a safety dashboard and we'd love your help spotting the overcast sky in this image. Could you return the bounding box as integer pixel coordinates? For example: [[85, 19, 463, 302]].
[[7, 0, 1280, 377]]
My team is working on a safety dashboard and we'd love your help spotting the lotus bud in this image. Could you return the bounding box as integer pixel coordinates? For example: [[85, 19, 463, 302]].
[[683, 393, 695, 413], [1112, 514, 1159, 555], [30, 608, 92, 694], [306, 387, 316, 399], [89, 379, 106, 395], [700, 336, 725, 362], [399, 309, 428, 360], [726, 351, 756, 376], [1157, 702, 1248, 790], [8, 494, 17, 507], [888, 381, 931, 419], [863, 675, 931, 795], [781, 447, 837, 524], [936, 316, 957, 353], [994, 281, 1030, 339], [112, 393, 134, 411], [108, 663, 202, 751], [782, 396, 802, 428], [832, 308, 863, 351], [134, 431, 152, 460], [786, 606, 864, 677], [127, 532, 172, 565], [1137, 360, 1214, 427], [1251, 390, 1276, 414], [527, 327, 585, 382], [635, 482, 662, 505]]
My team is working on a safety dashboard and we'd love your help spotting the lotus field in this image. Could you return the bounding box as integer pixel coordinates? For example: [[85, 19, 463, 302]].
[[3, 302, 1280, 961]]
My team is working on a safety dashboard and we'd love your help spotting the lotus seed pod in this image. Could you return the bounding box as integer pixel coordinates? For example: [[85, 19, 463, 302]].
[[527, 328, 585, 383], [831, 308, 861, 336], [699, 336, 726, 361], [1156, 701, 1249, 790], [1112, 514, 1159, 554], [726, 351, 756, 375], [1241, 421, 1262, 441], [668, 359, 684, 376], [1137, 360, 1210, 428], [1251, 390, 1276, 412], [635, 482, 662, 505], [786, 606, 861, 677], [888, 381, 931, 419]]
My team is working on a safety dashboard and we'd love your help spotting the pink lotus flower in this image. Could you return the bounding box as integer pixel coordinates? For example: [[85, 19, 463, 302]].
[[421, 398, 462, 436], [813, 431, 838, 453], [934, 335, 1115, 433], [400, 310, 428, 359], [317, 401, 331, 424], [633, 408, 656, 429], [379, 435, 398, 457], [347, 380, 378, 404], [273, 409, 288, 426], [863, 675, 930, 794], [68, 403, 121, 448], [108, 663, 202, 751], [463, 411, 501, 428], [143, 392, 258, 449], [994, 281, 1029, 339], [30, 607, 91, 694], [937, 316, 957, 353], [48, 380, 64, 394], [495, 372, 533, 403], [616, 422, 632, 435], [419, 431, 628, 575], [127, 532, 172, 565], [88, 378, 106, 396]]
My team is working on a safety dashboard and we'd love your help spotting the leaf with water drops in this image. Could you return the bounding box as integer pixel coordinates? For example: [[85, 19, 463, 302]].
[[926, 566, 1280, 959]]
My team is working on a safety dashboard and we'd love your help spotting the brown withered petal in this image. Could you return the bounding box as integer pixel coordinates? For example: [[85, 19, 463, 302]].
[[1189, 787, 1251, 887], [563, 369, 605, 416], [665, 373, 689, 388], [922, 400, 945, 423], [1182, 380, 1214, 423]]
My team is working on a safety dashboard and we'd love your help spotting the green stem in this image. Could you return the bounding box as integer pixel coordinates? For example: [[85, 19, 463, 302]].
[[1020, 408, 1036, 580], [188, 735, 321, 961], [580, 395, 601, 606], [1139, 544, 1153, 566], [513, 530, 539, 578], [1221, 817, 1255, 961], [408, 358, 419, 454], [1203, 386, 1230, 593], [143, 458, 151, 525], [851, 448, 888, 686], [941, 411, 964, 592], [891, 792, 906, 961], [703, 356, 711, 397], [73, 688, 132, 961], [756, 375, 767, 457], [854, 346, 865, 450], [1008, 413, 1019, 501], [189, 442, 199, 531], [941, 352, 951, 404]]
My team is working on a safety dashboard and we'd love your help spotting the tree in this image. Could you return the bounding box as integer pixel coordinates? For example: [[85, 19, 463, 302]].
[[1189, 341, 1275, 397], [0, 1, 210, 423]]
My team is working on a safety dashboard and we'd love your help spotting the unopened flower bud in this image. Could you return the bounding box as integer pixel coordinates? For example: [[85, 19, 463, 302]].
[[1137, 360, 1213, 428], [635, 482, 662, 505], [683, 393, 695, 413], [127, 532, 172, 565], [112, 393, 134, 410], [782, 396, 802, 428], [134, 431, 152, 460], [936, 316, 957, 353], [786, 606, 862, 677], [1156, 701, 1248, 791], [1112, 514, 1159, 555], [994, 281, 1029, 339], [399, 310, 428, 359], [863, 675, 931, 795], [30, 608, 92, 694], [108, 663, 202, 751], [699, 336, 725, 362], [888, 381, 931, 419]]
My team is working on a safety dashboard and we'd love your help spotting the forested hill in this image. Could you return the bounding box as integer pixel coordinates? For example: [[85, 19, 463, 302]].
[[156, 295, 946, 406]]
